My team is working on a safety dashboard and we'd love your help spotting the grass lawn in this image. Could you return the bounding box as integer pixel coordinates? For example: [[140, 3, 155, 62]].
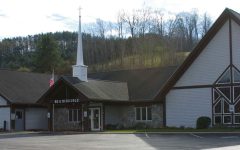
[[105, 127, 240, 133]]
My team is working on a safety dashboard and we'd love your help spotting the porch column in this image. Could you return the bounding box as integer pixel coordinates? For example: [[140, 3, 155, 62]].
[[102, 105, 105, 131]]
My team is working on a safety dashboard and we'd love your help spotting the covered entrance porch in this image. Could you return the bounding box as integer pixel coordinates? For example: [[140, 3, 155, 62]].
[[51, 100, 103, 132], [37, 76, 129, 132]]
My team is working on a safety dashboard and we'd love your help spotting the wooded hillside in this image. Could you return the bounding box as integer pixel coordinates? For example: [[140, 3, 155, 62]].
[[0, 8, 212, 74]]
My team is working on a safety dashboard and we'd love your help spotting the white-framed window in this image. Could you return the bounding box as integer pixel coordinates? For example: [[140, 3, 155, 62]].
[[68, 109, 81, 122], [135, 106, 152, 121], [234, 115, 240, 124], [214, 115, 222, 124], [223, 115, 232, 124]]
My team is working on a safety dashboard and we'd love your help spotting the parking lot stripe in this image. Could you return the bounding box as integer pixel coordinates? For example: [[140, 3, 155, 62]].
[[220, 136, 239, 139], [145, 132, 150, 138], [190, 133, 203, 138]]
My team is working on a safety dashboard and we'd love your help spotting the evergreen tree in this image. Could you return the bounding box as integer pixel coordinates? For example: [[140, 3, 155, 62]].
[[35, 34, 63, 73]]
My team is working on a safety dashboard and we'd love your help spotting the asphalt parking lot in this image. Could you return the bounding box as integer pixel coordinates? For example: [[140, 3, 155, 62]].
[[0, 132, 240, 150]]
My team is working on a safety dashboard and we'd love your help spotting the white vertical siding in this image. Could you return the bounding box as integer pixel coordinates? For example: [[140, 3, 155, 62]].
[[25, 108, 48, 130], [232, 20, 240, 69], [175, 20, 230, 87], [0, 96, 7, 105], [166, 88, 212, 128], [0, 107, 10, 130]]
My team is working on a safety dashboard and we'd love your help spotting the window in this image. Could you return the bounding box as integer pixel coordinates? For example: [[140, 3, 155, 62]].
[[234, 116, 240, 124], [217, 69, 231, 84], [235, 101, 240, 113], [214, 100, 222, 114], [224, 101, 230, 114], [214, 116, 221, 124], [213, 66, 240, 125], [223, 115, 232, 124], [15, 111, 23, 119], [68, 109, 81, 122], [234, 86, 240, 101], [142, 107, 146, 120], [217, 87, 231, 101], [135, 106, 152, 121], [213, 90, 220, 102], [233, 68, 240, 83], [147, 107, 152, 120]]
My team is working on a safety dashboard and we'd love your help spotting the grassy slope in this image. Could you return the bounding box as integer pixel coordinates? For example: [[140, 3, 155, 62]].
[[89, 52, 190, 73]]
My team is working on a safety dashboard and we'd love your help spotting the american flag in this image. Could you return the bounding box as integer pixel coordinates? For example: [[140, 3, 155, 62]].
[[49, 69, 54, 87]]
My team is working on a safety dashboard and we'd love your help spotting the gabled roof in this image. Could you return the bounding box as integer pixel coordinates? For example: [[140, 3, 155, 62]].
[[63, 76, 129, 101], [38, 66, 177, 103], [0, 69, 51, 104], [88, 66, 178, 101], [154, 8, 240, 100], [38, 76, 129, 103]]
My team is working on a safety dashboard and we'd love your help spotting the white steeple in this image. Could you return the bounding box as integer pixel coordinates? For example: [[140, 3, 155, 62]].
[[76, 7, 83, 65], [73, 7, 88, 82]]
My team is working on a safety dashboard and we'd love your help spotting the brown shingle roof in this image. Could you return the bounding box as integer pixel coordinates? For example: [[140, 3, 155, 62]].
[[88, 66, 178, 101], [0, 69, 51, 104], [38, 66, 177, 103], [62, 76, 129, 101]]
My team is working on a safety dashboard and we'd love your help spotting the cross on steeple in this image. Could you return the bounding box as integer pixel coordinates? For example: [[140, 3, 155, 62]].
[[79, 6, 82, 17]]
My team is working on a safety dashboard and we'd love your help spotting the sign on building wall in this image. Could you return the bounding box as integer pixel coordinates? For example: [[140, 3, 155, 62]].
[[52, 99, 80, 104], [10, 113, 15, 120]]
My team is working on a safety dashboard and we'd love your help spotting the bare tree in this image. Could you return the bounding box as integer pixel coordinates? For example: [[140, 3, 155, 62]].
[[96, 18, 106, 38], [152, 9, 165, 37], [137, 7, 152, 37], [121, 10, 139, 37], [117, 11, 124, 38], [200, 12, 212, 37]]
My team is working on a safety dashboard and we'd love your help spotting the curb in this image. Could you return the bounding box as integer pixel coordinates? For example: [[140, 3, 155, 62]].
[[41, 131, 240, 135], [1, 131, 240, 136]]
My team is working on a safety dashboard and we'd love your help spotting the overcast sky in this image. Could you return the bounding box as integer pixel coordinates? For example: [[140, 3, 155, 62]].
[[1, 0, 240, 39]]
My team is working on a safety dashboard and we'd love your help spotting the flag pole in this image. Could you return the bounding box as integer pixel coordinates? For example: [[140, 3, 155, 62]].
[[52, 103, 55, 132], [51, 68, 55, 132], [53, 68, 54, 81], [49, 68, 55, 87]]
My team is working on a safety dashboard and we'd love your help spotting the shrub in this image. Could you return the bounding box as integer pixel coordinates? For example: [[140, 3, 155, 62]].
[[196, 116, 211, 129], [180, 126, 185, 129], [116, 124, 124, 130], [105, 124, 117, 130]]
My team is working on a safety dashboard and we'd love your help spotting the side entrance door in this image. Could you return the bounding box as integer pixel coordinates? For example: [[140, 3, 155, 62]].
[[15, 109, 24, 131], [89, 108, 101, 131]]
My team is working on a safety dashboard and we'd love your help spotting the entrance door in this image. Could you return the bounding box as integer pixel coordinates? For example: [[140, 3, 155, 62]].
[[89, 108, 101, 131], [15, 109, 24, 130]]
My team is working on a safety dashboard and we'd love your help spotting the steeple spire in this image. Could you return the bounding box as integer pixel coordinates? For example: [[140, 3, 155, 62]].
[[72, 7, 88, 82], [76, 7, 83, 65]]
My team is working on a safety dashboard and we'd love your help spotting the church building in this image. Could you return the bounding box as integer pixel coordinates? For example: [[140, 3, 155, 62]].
[[0, 7, 236, 132], [37, 8, 240, 131], [156, 8, 240, 127]]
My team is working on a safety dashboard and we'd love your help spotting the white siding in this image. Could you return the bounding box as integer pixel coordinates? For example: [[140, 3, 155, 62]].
[[166, 88, 212, 128], [175, 21, 230, 87], [232, 20, 240, 69], [0, 107, 10, 130], [0, 96, 7, 105], [25, 108, 48, 130]]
